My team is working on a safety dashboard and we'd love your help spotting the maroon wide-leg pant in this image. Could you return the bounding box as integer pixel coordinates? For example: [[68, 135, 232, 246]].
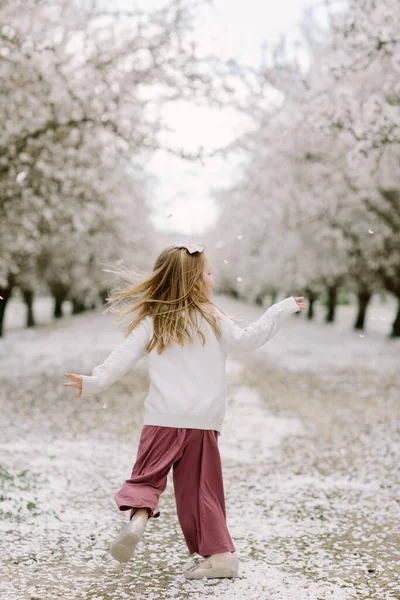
[[114, 425, 236, 557]]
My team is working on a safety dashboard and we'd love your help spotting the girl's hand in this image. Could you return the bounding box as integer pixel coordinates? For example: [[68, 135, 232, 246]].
[[64, 373, 83, 397], [294, 296, 307, 311]]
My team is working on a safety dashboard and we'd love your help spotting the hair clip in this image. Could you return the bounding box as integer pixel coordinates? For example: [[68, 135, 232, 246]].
[[176, 243, 205, 254]]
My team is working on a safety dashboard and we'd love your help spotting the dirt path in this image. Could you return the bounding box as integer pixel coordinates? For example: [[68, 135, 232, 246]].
[[0, 297, 399, 599]]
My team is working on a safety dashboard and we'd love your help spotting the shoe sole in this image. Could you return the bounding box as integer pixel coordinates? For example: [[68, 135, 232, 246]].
[[110, 532, 141, 563], [184, 568, 238, 580]]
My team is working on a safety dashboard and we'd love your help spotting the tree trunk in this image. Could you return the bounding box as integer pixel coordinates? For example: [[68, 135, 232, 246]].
[[305, 288, 318, 320], [391, 298, 400, 338], [100, 288, 109, 305], [72, 298, 86, 314], [21, 289, 36, 328], [54, 293, 64, 318], [50, 282, 69, 319], [377, 268, 400, 337], [255, 294, 263, 306], [354, 290, 372, 330], [326, 285, 338, 323], [0, 284, 13, 338]]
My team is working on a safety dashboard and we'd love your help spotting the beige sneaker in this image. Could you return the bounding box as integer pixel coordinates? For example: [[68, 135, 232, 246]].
[[184, 552, 239, 580], [110, 512, 148, 563]]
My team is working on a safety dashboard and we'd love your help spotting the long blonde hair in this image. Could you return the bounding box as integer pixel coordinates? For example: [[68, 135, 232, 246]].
[[102, 245, 227, 354]]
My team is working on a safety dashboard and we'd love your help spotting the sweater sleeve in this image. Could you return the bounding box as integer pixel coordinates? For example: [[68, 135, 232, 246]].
[[214, 296, 300, 354], [79, 319, 150, 397]]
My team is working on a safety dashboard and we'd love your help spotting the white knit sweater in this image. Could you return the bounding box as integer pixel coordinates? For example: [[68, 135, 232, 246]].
[[79, 296, 300, 434]]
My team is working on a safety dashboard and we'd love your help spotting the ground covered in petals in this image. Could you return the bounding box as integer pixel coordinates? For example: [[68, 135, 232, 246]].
[[1, 295, 399, 599]]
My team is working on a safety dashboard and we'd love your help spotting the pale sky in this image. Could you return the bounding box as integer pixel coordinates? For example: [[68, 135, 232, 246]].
[[148, 0, 324, 236]]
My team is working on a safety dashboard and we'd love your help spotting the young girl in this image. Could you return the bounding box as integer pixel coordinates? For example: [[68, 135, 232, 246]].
[[64, 243, 306, 580]]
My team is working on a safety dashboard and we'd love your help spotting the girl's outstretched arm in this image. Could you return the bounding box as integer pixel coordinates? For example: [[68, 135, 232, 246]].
[[71, 319, 149, 397], [215, 296, 302, 354]]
